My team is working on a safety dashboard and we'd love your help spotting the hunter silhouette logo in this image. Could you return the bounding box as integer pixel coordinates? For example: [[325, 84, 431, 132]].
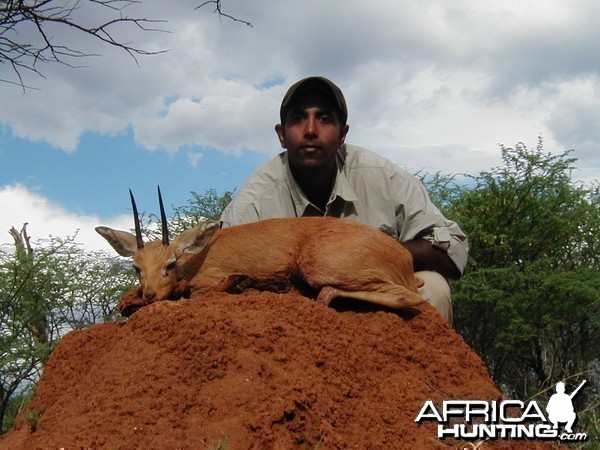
[[546, 380, 586, 433], [415, 379, 589, 442]]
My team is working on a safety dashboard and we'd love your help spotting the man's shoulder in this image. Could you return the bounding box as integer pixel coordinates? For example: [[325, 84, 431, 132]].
[[343, 143, 411, 177], [220, 152, 288, 225], [238, 152, 287, 190]]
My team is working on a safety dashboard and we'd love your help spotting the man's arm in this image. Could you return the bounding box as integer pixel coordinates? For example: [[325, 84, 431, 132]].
[[387, 167, 468, 280], [402, 238, 462, 280]]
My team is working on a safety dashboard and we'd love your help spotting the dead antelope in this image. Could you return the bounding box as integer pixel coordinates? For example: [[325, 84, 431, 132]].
[[96, 188, 424, 314]]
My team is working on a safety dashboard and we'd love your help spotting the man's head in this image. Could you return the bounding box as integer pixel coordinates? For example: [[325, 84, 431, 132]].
[[276, 76, 350, 176], [279, 76, 348, 127]]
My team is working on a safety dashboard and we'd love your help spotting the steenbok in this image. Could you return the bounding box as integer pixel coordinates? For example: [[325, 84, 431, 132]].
[[96, 188, 424, 314]]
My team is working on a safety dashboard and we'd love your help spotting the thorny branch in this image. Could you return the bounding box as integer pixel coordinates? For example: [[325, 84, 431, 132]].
[[0, 0, 252, 91], [0, 0, 167, 90], [196, 0, 252, 27]]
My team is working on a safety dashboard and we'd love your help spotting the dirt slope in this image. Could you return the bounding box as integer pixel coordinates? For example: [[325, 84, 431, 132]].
[[0, 291, 550, 449]]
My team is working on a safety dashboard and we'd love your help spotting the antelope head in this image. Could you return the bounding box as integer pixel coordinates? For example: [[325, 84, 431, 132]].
[[96, 187, 220, 302]]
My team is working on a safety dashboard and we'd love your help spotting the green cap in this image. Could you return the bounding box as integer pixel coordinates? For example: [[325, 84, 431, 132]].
[[279, 76, 348, 125]]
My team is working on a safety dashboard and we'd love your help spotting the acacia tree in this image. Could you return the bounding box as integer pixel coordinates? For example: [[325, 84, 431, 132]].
[[0, 0, 249, 89], [0, 188, 233, 433], [0, 224, 135, 432], [0, 0, 166, 88], [144, 187, 235, 240], [424, 138, 599, 409]]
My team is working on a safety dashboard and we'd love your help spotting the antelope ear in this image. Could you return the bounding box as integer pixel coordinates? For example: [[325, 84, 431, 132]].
[[172, 220, 220, 257], [95, 226, 138, 257]]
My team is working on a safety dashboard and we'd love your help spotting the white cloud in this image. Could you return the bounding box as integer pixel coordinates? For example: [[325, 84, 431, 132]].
[[133, 79, 282, 154], [0, 184, 132, 251], [186, 151, 204, 167], [546, 76, 600, 153], [1, 0, 599, 181]]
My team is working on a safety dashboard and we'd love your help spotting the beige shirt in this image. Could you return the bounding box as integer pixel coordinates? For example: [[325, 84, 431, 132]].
[[220, 143, 469, 273]]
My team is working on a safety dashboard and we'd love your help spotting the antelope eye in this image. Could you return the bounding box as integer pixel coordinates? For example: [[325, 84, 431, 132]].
[[166, 261, 177, 271], [133, 265, 142, 276]]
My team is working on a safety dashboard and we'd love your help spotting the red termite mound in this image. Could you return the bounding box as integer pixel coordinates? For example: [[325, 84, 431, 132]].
[[0, 291, 551, 449]]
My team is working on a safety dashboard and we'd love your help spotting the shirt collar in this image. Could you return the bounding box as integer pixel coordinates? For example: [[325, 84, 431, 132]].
[[282, 147, 358, 216]]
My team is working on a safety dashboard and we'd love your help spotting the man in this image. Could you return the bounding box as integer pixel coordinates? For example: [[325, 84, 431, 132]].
[[220, 76, 468, 324]]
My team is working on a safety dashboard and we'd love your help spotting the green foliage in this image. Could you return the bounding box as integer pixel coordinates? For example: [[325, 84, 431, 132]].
[[449, 139, 597, 269], [0, 188, 234, 433], [25, 409, 42, 432], [0, 227, 136, 433], [425, 137, 599, 438], [208, 437, 229, 450], [146, 188, 235, 240], [2, 388, 33, 432], [417, 170, 468, 211]]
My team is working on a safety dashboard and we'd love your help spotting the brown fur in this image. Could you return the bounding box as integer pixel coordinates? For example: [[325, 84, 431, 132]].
[[98, 217, 424, 316], [186, 218, 423, 307]]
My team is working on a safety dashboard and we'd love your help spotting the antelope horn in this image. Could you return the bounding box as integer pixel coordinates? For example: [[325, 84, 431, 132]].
[[158, 185, 169, 246], [129, 189, 144, 249]]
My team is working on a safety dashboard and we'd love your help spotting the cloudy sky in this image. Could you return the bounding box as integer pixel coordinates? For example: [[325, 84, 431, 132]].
[[1, 0, 599, 252]]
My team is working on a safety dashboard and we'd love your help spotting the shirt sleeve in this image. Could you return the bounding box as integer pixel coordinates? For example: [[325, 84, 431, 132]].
[[219, 153, 290, 228], [392, 169, 469, 274], [220, 199, 259, 228]]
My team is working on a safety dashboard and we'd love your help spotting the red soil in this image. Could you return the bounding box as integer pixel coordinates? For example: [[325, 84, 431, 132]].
[[0, 291, 552, 449]]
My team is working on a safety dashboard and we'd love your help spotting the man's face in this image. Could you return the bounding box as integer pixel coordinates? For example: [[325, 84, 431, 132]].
[[275, 89, 349, 175]]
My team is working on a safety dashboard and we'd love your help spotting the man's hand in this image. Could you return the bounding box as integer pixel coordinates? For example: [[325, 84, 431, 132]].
[[402, 239, 461, 280]]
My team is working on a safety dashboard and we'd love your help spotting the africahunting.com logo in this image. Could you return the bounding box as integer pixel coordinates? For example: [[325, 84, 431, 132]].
[[415, 380, 589, 442]]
